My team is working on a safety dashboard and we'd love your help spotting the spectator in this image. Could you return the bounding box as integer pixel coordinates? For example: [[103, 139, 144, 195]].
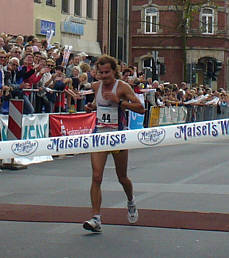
[[152, 80, 159, 89], [41, 58, 57, 112], [71, 66, 80, 90], [80, 62, 90, 73], [40, 39, 48, 58], [78, 72, 92, 110], [21, 53, 46, 114], [10, 46, 22, 60], [122, 68, 132, 82], [66, 55, 81, 78], [15, 35, 24, 48], [128, 65, 137, 78], [23, 45, 33, 58], [146, 77, 153, 89], [34, 57, 52, 113], [87, 67, 97, 83], [33, 51, 42, 65], [53, 65, 66, 112], [0, 37, 5, 51], [79, 51, 89, 64]]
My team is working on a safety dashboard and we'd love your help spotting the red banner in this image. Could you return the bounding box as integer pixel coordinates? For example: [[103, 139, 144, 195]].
[[49, 112, 96, 137]]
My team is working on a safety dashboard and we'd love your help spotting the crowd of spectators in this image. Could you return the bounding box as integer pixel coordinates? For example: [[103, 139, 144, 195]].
[[0, 32, 228, 119], [122, 73, 229, 116], [0, 32, 98, 114]]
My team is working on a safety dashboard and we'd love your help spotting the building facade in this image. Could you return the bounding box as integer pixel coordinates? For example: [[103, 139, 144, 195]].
[[60, 0, 101, 56], [0, 0, 33, 36], [34, 0, 61, 43], [130, 0, 229, 90], [34, 0, 101, 56], [98, 0, 130, 63]]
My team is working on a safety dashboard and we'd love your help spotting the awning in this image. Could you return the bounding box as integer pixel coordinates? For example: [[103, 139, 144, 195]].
[[61, 38, 101, 57]]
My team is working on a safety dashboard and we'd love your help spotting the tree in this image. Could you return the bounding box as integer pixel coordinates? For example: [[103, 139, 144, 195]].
[[172, 0, 221, 81]]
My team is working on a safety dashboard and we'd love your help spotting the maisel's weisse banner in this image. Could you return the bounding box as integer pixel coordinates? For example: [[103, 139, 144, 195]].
[[0, 119, 228, 159]]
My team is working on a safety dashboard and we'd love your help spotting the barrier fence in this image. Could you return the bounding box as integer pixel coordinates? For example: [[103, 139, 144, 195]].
[[148, 105, 229, 127]]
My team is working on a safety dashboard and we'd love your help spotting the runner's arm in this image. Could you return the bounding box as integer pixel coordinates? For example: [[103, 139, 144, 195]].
[[121, 84, 145, 114]]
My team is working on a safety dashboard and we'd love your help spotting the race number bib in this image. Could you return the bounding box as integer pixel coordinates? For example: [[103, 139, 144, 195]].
[[97, 106, 118, 125]]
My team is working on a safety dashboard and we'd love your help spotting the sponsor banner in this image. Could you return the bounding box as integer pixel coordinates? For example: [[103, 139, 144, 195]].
[[0, 114, 49, 141], [49, 112, 96, 137], [128, 111, 145, 130], [148, 106, 160, 127], [0, 114, 51, 165], [0, 119, 228, 159], [128, 94, 145, 130]]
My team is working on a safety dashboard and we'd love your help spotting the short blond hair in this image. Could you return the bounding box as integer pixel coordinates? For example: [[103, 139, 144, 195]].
[[79, 72, 88, 81], [9, 57, 19, 65], [0, 49, 6, 55], [80, 62, 90, 73]]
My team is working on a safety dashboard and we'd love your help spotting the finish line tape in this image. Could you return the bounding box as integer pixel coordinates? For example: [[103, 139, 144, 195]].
[[0, 119, 228, 159]]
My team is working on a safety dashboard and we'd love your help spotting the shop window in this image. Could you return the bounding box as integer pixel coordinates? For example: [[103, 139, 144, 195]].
[[46, 0, 55, 6], [145, 7, 159, 34], [201, 8, 214, 34], [87, 0, 93, 19], [62, 0, 69, 13], [74, 0, 81, 16]]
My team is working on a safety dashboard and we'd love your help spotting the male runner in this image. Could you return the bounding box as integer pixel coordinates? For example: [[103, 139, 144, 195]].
[[83, 55, 145, 232]]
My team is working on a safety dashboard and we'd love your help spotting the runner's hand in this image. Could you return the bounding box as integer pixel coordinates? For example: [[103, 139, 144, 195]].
[[103, 92, 119, 103]]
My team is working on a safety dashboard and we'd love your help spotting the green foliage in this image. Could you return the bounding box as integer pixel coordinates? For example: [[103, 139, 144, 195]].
[[171, 0, 221, 80]]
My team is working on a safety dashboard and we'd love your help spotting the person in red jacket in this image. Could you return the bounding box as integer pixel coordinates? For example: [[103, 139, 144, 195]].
[[21, 53, 47, 113]]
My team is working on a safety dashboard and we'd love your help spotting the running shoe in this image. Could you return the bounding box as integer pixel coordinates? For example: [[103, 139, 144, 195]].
[[83, 217, 102, 232], [128, 199, 138, 223]]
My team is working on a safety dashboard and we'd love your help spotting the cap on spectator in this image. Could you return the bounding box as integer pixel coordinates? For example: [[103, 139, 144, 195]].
[[79, 51, 88, 57], [9, 57, 20, 65]]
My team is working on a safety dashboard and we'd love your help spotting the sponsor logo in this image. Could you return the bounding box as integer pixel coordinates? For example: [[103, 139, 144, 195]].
[[138, 128, 165, 146], [47, 133, 127, 152], [11, 140, 38, 156]]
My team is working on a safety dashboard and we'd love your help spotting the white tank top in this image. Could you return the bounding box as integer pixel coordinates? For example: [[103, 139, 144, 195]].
[[96, 80, 119, 130]]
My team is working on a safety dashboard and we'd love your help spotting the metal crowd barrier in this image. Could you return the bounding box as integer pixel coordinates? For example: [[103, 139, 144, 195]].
[[23, 88, 64, 113], [148, 105, 229, 127], [185, 105, 229, 123]]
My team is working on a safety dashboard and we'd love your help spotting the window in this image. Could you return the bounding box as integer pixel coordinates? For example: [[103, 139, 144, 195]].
[[201, 8, 214, 34], [87, 0, 93, 19], [46, 0, 55, 6], [34, 0, 42, 3], [143, 58, 155, 70], [74, 0, 81, 16], [62, 0, 69, 13], [145, 7, 159, 33]]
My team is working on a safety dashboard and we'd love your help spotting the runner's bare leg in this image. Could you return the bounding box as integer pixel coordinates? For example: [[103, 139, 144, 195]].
[[112, 150, 133, 201], [90, 151, 108, 214]]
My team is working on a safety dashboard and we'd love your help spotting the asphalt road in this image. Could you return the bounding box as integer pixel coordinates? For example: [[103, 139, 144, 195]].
[[0, 138, 229, 258]]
